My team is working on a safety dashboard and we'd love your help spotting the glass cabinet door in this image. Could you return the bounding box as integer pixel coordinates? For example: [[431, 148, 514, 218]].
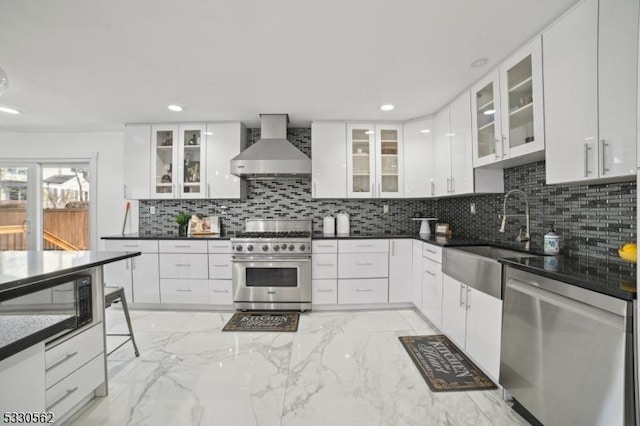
[[471, 71, 502, 167], [151, 125, 178, 198], [376, 124, 403, 198], [347, 124, 375, 198], [178, 125, 206, 199], [500, 37, 544, 158]]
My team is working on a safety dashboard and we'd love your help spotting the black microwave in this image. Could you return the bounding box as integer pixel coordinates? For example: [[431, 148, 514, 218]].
[[0, 274, 93, 330]]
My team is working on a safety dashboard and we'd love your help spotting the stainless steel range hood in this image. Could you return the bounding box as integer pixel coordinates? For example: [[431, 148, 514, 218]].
[[230, 114, 311, 177]]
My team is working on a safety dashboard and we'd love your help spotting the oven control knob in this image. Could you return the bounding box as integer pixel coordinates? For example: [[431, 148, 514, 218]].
[[247, 245, 253, 252], [288, 244, 295, 251], [281, 243, 288, 250], [299, 245, 306, 251], [235, 245, 243, 251], [273, 245, 280, 251], [262, 245, 269, 252]]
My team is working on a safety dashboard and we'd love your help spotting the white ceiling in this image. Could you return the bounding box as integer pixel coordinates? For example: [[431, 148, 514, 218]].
[[0, 0, 578, 131]]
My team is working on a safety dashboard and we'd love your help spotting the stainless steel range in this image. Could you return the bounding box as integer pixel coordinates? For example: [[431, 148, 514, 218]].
[[231, 219, 312, 311]]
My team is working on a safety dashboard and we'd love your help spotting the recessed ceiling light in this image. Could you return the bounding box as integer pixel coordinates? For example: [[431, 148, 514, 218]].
[[483, 109, 496, 115], [0, 106, 20, 115], [0, 67, 8, 93], [380, 104, 394, 111], [444, 132, 455, 137], [471, 58, 489, 68], [167, 104, 183, 112], [420, 129, 431, 133]]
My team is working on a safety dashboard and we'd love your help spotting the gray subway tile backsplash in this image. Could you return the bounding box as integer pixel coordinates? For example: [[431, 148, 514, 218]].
[[139, 128, 636, 261]]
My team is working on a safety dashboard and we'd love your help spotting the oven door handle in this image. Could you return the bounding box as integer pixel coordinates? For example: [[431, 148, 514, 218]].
[[232, 256, 311, 262]]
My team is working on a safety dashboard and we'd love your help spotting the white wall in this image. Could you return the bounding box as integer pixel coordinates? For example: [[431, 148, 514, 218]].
[[0, 131, 137, 249]]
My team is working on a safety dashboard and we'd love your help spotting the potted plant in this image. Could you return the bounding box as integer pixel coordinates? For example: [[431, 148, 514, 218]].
[[175, 212, 190, 236]]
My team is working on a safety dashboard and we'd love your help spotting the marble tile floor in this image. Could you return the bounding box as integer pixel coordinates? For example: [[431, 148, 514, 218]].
[[69, 309, 529, 426]]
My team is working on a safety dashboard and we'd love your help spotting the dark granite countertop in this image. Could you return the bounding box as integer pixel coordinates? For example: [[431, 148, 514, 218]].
[[500, 255, 636, 301], [0, 251, 140, 294], [102, 232, 235, 240], [0, 314, 76, 361]]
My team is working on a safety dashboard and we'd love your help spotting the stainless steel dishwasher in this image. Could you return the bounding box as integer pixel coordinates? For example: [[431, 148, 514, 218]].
[[501, 266, 635, 426]]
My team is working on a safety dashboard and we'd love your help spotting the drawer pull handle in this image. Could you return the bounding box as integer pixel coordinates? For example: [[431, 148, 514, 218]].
[[317, 289, 334, 293], [424, 249, 436, 253], [355, 289, 372, 292], [173, 245, 192, 248], [47, 386, 79, 411], [53, 289, 73, 292], [355, 262, 373, 266], [213, 289, 229, 293], [212, 264, 229, 267], [317, 244, 335, 248], [176, 289, 192, 292], [46, 351, 79, 372], [356, 244, 374, 247], [424, 270, 436, 276], [316, 263, 334, 267], [123, 244, 138, 248], [174, 263, 191, 267], [210, 245, 228, 248]]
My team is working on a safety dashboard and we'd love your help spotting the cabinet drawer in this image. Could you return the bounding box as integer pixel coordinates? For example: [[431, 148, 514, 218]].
[[45, 325, 103, 389], [312, 253, 337, 279], [160, 279, 209, 304], [338, 239, 389, 253], [338, 279, 388, 304], [159, 240, 208, 254], [46, 354, 104, 418], [209, 254, 232, 279], [338, 253, 389, 278], [312, 279, 338, 305], [105, 239, 158, 253], [208, 241, 232, 254], [209, 279, 233, 305], [159, 253, 208, 279], [312, 240, 338, 253], [423, 244, 442, 263]]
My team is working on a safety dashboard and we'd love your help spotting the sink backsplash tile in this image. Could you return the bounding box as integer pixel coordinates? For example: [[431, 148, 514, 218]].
[[139, 128, 636, 262]]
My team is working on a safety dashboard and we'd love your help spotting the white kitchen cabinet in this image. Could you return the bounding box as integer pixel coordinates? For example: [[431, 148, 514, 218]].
[[311, 122, 347, 198], [403, 118, 435, 197], [389, 239, 412, 303], [45, 324, 103, 388], [160, 279, 209, 304], [347, 124, 404, 198], [435, 92, 503, 196], [123, 124, 151, 199], [159, 241, 209, 304], [441, 273, 502, 381], [338, 278, 389, 304], [411, 240, 423, 309], [151, 124, 207, 198], [421, 256, 443, 330], [207, 241, 233, 306], [205, 122, 246, 199], [159, 253, 209, 279], [545, 0, 638, 184], [0, 343, 46, 413], [338, 253, 389, 279], [313, 240, 338, 305], [465, 286, 502, 381], [472, 38, 544, 168], [103, 240, 160, 303], [441, 274, 468, 349]]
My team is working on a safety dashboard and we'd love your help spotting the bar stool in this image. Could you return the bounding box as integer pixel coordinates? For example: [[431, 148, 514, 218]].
[[104, 286, 140, 357]]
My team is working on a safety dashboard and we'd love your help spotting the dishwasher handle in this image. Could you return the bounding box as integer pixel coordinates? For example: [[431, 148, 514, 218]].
[[506, 278, 627, 331]]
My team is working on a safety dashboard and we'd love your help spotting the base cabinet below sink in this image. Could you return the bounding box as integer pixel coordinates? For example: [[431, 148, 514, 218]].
[[441, 273, 502, 382]]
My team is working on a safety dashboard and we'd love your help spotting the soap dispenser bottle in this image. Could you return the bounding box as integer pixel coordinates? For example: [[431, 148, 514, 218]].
[[544, 225, 560, 255]]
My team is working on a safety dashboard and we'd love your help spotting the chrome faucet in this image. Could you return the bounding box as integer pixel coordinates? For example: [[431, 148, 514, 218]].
[[499, 189, 530, 249]]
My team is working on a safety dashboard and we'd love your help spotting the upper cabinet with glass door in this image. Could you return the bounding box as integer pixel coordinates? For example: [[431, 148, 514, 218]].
[[346, 123, 403, 198], [347, 124, 376, 198], [471, 37, 544, 167], [151, 124, 207, 199]]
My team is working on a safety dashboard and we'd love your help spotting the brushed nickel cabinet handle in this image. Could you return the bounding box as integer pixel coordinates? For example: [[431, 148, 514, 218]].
[[46, 351, 79, 372], [584, 143, 592, 177], [424, 270, 436, 276], [47, 387, 79, 411], [459, 284, 465, 307]]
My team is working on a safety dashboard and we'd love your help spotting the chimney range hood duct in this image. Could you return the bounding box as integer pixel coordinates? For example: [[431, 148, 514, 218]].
[[230, 114, 311, 177]]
